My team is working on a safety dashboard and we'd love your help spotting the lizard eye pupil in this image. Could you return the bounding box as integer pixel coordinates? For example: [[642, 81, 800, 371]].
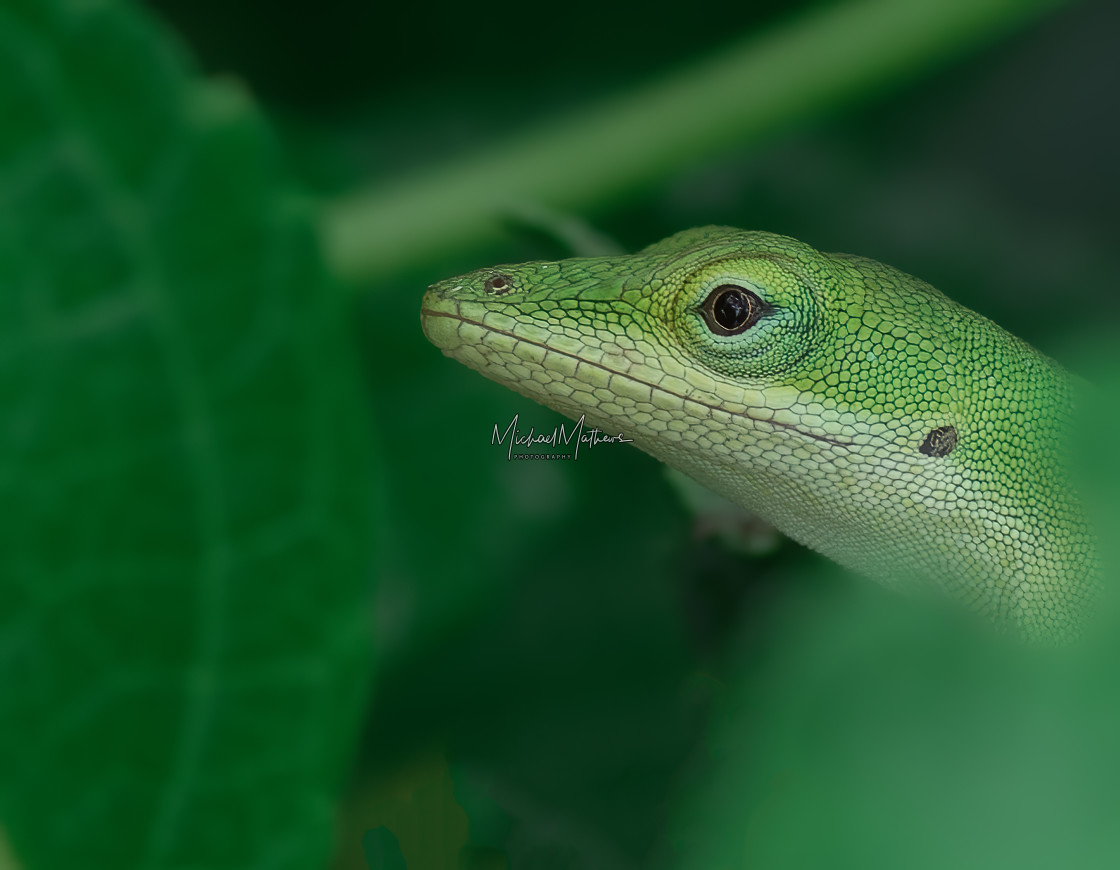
[[702, 285, 766, 336]]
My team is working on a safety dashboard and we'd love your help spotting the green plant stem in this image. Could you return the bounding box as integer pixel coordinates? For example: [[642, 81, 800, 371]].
[[321, 0, 1067, 283]]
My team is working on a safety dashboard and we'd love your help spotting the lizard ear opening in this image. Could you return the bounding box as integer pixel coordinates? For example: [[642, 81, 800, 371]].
[[919, 425, 958, 457], [700, 285, 770, 336]]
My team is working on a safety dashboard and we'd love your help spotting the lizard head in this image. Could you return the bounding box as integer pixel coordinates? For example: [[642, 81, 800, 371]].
[[420, 226, 956, 452]]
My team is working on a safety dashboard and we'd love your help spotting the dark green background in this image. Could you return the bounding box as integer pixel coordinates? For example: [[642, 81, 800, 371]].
[[4, 0, 1119, 868]]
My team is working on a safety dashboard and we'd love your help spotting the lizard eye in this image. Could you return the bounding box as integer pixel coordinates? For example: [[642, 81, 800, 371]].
[[700, 285, 768, 336]]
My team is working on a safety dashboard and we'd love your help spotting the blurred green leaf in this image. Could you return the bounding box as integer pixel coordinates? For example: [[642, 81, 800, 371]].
[[666, 559, 1120, 870], [0, 1, 377, 868], [361, 827, 407, 870]]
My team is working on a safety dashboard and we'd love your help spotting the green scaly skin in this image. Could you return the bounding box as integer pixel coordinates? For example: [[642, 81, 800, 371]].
[[421, 227, 1095, 641]]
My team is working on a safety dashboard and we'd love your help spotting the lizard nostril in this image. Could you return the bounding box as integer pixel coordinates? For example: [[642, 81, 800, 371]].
[[484, 273, 513, 295]]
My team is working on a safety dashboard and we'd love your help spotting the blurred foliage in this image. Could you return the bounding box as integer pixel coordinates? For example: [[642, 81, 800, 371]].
[[2, 0, 1118, 868], [0, 1, 376, 868]]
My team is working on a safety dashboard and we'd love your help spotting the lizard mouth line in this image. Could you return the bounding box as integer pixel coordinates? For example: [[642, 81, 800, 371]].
[[421, 306, 853, 449]]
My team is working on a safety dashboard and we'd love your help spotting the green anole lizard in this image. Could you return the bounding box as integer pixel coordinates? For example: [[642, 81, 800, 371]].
[[420, 227, 1096, 641]]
